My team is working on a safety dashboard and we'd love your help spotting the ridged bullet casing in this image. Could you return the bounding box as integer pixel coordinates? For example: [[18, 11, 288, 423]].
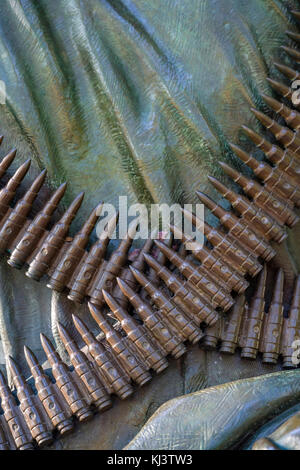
[[170, 225, 249, 293], [219, 162, 299, 228], [0, 420, 10, 450], [261, 270, 284, 364], [72, 314, 134, 400], [0, 370, 34, 450], [40, 334, 93, 422], [47, 204, 102, 292], [154, 239, 234, 311], [207, 176, 287, 243], [102, 290, 169, 373], [8, 182, 67, 269], [56, 323, 113, 411], [196, 191, 276, 262], [117, 277, 187, 359], [8, 356, 53, 447], [241, 267, 267, 360], [220, 295, 246, 354], [26, 192, 84, 281], [24, 346, 74, 435], [130, 266, 203, 343], [281, 276, 300, 369], [88, 303, 152, 387]]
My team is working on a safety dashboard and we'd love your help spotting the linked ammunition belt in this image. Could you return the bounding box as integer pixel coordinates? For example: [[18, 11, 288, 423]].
[[0, 8, 300, 451]]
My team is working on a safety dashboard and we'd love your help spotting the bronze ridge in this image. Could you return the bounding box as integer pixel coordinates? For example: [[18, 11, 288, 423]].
[[0, 6, 300, 450]]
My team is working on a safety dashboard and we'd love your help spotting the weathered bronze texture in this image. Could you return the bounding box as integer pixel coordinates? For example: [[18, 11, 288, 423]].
[[281, 45, 300, 63], [40, 333, 93, 422], [241, 266, 267, 360], [242, 126, 300, 184], [67, 213, 118, 303], [207, 176, 287, 243], [0, 169, 47, 255], [72, 314, 134, 399], [24, 345, 74, 435], [266, 78, 297, 108], [182, 207, 262, 276], [196, 191, 276, 261], [56, 322, 113, 411], [0, 159, 31, 221], [8, 182, 67, 269], [170, 224, 249, 294], [154, 240, 234, 311], [281, 276, 300, 369], [260, 269, 284, 364], [229, 144, 300, 207], [88, 302, 152, 387], [0, 420, 10, 450], [251, 108, 300, 155], [26, 191, 85, 281], [201, 319, 222, 350], [220, 295, 246, 354], [129, 266, 203, 342], [117, 277, 187, 359], [89, 220, 139, 307], [102, 290, 169, 373], [7, 356, 53, 447], [0, 370, 34, 450], [47, 203, 102, 292], [219, 161, 299, 228], [286, 30, 300, 42]]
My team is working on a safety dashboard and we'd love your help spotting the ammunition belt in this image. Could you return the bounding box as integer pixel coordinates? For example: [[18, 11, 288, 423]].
[[0, 8, 300, 450]]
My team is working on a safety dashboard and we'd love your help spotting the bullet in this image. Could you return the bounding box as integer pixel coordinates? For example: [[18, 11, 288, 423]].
[[147, 235, 173, 287], [154, 239, 234, 310], [274, 62, 300, 81], [88, 303, 152, 387], [251, 108, 300, 154], [102, 290, 169, 373], [129, 266, 204, 342], [170, 224, 249, 293], [26, 191, 84, 281], [143, 253, 221, 323], [219, 161, 299, 227], [0, 370, 34, 450], [89, 219, 139, 307], [47, 202, 103, 292], [0, 149, 17, 180], [281, 276, 300, 368], [291, 10, 300, 21], [261, 269, 284, 364], [241, 266, 267, 360], [220, 295, 246, 354], [24, 345, 74, 435], [262, 93, 300, 132], [8, 182, 67, 269], [111, 237, 153, 308], [207, 176, 287, 243], [266, 77, 295, 105], [230, 143, 300, 207], [56, 323, 113, 411], [182, 207, 262, 276], [0, 420, 10, 450], [40, 333, 93, 422], [286, 30, 300, 43], [197, 190, 276, 261], [201, 318, 222, 350], [72, 314, 134, 400], [281, 45, 300, 63], [0, 159, 31, 221], [68, 212, 118, 303], [242, 125, 300, 184], [0, 169, 47, 255], [117, 278, 187, 359], [7, 356, 53, 447]]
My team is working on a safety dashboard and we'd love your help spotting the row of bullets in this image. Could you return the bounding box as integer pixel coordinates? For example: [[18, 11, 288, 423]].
[[0, 262, 299, 450]]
